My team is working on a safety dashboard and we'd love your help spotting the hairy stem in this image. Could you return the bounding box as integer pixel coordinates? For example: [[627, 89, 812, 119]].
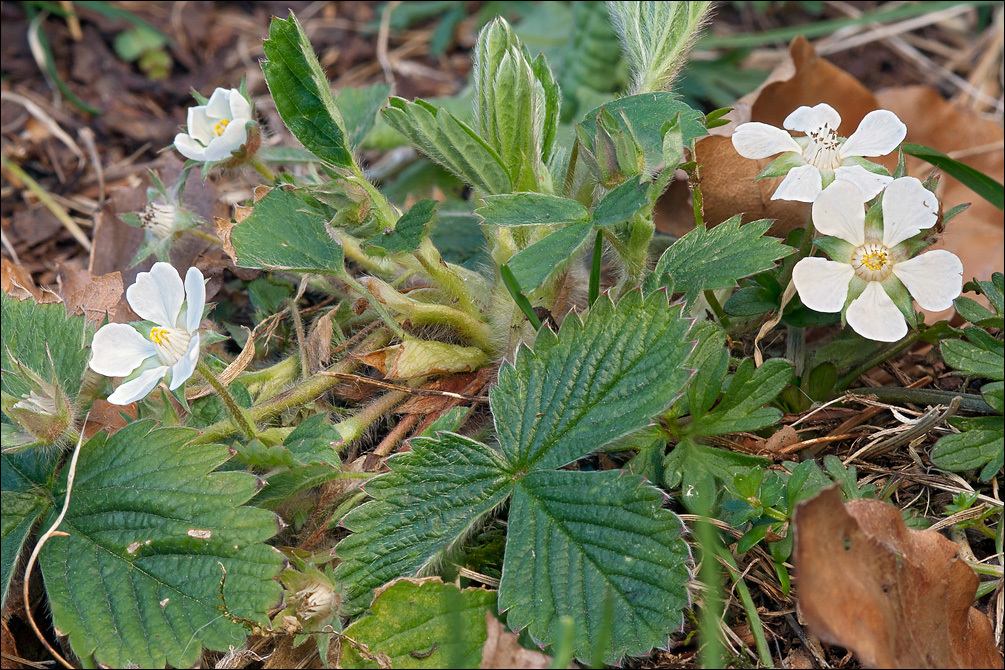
[[197, 359, 256, 440]]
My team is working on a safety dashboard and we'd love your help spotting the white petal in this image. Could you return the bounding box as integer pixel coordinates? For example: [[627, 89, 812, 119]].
[[173, 133, 208, 162], [784, 103, 841, 134], [892, 250, 964, 311], [228, 89, 253, 121], [771, 164, 823, 202], [186, 106, 215, 145], [731, 122, 802, 159], [846, 281, 908, 342], [839, 110, 906, 158], [89, 323, 157, 376], [834, 164, 893, 201], [205, 88, 233, 119], [793, 258, 854, 313], [200, 119, 250, 163], [168, 334, 200, 390], [881, 177, 939, 248], [107, 366, 168, 405], [127, 262, 185, 327], [811, 180, 866, 245], [184, 266, 206, 333]]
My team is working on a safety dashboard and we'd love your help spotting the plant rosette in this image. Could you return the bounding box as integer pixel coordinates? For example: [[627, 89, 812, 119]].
[[732, 103, 906, 202], [792, 177, 963, 342], [173, 87, 259, 166], [88, 262, 205, 404]]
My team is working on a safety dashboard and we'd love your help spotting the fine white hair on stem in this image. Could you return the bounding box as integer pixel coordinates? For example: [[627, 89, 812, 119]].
[[22, 414, 89, 670], [607, 1, 713, 93]]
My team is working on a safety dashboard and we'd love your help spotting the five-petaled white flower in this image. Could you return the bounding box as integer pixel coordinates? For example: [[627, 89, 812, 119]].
[[173, 88, 253, 163], [793, 178, 963, 342], [732, 103, 906, 202], [89, 263, 205, 404]]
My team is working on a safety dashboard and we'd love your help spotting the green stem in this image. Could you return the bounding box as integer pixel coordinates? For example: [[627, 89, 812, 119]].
[[337, 271, 407, 341], [835, 330, 922, 392], [414, 237, 483, 319], [191, 330, 390, 444], [852, 386, 994, 414], [185, 228, 224, 246], [718, 546, 774, 668], [249, 157, 277, 182], [196, 359, 256, 440], [695, 517, 725, 669], [702, 289, 730, 327], [333, 390, 409, 451]]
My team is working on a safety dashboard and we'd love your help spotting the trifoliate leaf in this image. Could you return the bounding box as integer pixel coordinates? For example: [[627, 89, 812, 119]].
[[578, 93, 706, 165], [334, 432, 512, 614], [505, 222, 593, 291], [500, 469, 690, 664], [38, 421, 283, 668], [228, 187, 344, 273], [476, 193, 590, 227], [340, 578, 496, 669], [492, 289, 694, 471], [646, 216, 793, 302], [262, 13, 354, 168], [690, 358, 794, 436]]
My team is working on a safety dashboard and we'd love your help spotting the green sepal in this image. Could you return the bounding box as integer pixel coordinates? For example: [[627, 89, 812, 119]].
[[813, 236, 855, 264], [879, 276, 918, 328], [756, 152, 805, 180]]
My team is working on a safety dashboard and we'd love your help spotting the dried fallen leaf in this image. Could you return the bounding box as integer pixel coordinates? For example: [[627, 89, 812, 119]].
[[62, 271, 123, 325], [793, 487, 1001, 669], [480, 611, 562, 669], [1, 258, 61, 303]]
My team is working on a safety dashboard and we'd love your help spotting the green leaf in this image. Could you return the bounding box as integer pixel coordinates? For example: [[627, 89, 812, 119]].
[[501, 469, 690, 664], [1, 448, 60, 608], [382, 98, 512, 194], [578, 93, 706, 165], [505, 222, 593, 291], [952, 296, 1002, 329], [262, 13, 354, 169], [336, 82, 392, 147], [983, 381, 1004, 415], [690, 358, 793, 436], [1, 293, 93, 400], [340, 578, 496, 669], [333, 432, 512, 614], [229, 187, 345, 273], [492, 289, 694, 471], [941, 331, 1004, 381], [647, 217, 793, 302], [591, 176, 650, 227], [366, 199, 436, 254], [476, 193, 590, 227], [931, 416, 1004, 481], [903, 142, 1004, 211], [663, 440, 769, 513], [39, 421, 283, 668]]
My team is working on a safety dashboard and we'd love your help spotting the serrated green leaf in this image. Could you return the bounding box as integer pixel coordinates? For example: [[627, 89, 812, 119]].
[[691, 358, 793, 436], [663, 440, 769, 514], [931, 416, 1004, 481], [229, 187, 344, 273], [336, 82, 392, 146], [366, 199, 436, 254], [38, 421, 283, 668], [1, 293, 93, 400], [340, 578, 496, 669], [505, 222, 593, 291], [578, 93, 706, 166], [500, 469, 690, 664], [941, 334, 1004, 381], [492, 289, 694, 471], [649, 217, 793, 302], [476, 193, 589, 227], [262, 13, 354, 168], [382, 98, 512, 194], [334, 432, 511, 614], [591, 176, 650, 227]]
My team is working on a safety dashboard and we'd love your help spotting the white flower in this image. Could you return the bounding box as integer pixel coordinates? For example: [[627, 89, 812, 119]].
[[732, 103, 906, 202], [173, 88, 253, 163], [89, 263, 205, 404], [792, 178, 963, 342]]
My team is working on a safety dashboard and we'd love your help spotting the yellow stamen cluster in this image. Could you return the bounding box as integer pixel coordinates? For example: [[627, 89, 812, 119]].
[[214, 119, 230, 137], [851, 243, 894, 282], [150, 327, 171, 345], [860, 249, 889, 271]]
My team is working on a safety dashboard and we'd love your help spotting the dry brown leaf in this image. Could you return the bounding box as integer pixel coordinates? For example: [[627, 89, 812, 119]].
[[82, 399, 136, 438], [63, 271, 123, 325], [1, 257, 61, 303], [305, 308, 337, 374], [793, 487, 1002, 669], [186, 326, 256, 400], [479, 611, 564, 669]]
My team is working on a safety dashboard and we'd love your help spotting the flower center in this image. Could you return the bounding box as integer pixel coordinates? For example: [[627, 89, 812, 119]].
[[150, 326, 191, 366], [851, 243, 893, 282], [803, 124, 843, 170], [214, 119, 230, 137], [140, 202, 176, 240]]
